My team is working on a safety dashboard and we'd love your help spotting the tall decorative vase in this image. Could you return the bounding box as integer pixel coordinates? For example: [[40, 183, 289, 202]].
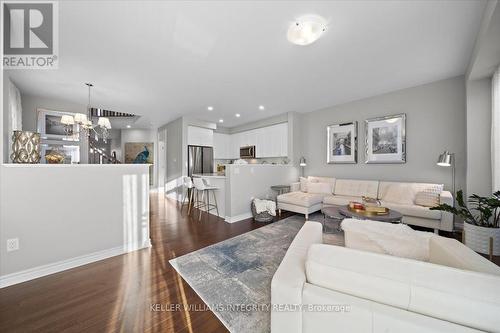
[[10, 130, 41, 163]]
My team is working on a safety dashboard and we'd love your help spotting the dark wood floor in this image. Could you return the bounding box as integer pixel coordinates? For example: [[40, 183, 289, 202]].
[[0, 193, 293, 333]]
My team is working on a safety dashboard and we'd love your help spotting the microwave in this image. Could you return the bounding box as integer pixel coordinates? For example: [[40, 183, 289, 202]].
[[240, 145, 256, 159]]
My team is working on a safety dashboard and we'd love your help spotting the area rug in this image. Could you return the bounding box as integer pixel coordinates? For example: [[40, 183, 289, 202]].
[[169, 213, 343, 333]]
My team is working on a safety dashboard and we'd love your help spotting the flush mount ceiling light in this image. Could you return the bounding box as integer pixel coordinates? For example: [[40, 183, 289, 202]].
[[258, 105, 265, 110], [287, 14, 327, 46], [219, 119, 224, 123], [207, 106, 214, 111], [235, 113, 241, 118]]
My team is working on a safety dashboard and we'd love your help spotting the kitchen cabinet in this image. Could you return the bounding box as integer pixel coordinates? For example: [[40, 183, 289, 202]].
[[214, 122, 289, 159], [188, 126, 214, 147]]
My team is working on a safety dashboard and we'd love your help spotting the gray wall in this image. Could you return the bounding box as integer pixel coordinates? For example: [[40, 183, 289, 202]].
[[297, 76, 466, 193], [161, 117, 183, 200], [21, 93, 90, 164], [466, 78, 493, 197]]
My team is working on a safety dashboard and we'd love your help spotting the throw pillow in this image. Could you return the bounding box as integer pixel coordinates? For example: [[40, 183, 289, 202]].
[[415, 186, 444, 207], [307, 182, 332, 194], [299, 177, 308, 192], [382, 183, 416, 205]]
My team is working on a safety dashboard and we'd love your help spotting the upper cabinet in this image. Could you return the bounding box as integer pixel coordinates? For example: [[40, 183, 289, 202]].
[[213, 132, 231, 159], [255, 123, 288, 158], [213, 122, 289, 159], [188, 126, 214, 147]]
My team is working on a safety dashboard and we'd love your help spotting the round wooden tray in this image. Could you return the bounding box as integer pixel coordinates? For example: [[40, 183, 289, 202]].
[[347, 206, 390, 216]]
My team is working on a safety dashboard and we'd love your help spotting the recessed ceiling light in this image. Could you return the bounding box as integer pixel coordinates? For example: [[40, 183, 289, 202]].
[[126, 125, 131, 128], [207, 106, 214, 111], [259, 105, 265, 110], [219, 119, 224, 123], [287, 15, 327, 46], [235, 113, 241, 118]]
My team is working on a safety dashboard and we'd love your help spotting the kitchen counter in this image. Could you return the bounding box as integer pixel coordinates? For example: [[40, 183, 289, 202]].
[[192, 173, 226, 178]]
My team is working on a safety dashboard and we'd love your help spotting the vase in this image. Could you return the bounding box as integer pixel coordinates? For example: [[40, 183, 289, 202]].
[[10, 130, 41, 163], [464, 222, 500, 256]]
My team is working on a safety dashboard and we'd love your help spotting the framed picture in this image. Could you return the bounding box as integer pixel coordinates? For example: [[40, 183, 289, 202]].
[[37, 108, 79, 141], [40, 141, 81, 164], [125, 142, 154, 185], [365, 114, 406, 164], [327, 122, 357, 164]]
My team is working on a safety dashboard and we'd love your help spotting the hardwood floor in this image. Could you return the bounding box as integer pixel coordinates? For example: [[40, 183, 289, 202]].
[[0, 193, 293, 333]]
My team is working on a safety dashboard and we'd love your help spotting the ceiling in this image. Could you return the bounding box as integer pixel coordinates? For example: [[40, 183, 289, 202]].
[[7, 0, 487, 128]]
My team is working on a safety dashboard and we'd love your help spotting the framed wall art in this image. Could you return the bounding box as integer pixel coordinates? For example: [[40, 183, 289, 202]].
[[327, 121, 357, 164], [365, 113, 406, 164], [37, 108, 79, 141]]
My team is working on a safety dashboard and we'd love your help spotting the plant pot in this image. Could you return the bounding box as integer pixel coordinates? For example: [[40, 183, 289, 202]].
[[464, 222, 500, 256]]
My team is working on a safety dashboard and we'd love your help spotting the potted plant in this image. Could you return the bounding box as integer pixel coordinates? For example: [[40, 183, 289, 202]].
[[431, 190, 500, 256]]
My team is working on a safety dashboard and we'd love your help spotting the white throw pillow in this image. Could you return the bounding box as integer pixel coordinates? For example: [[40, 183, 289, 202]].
[[382, 183, 416, 205], [415, 186, 444, 207], [299, 177, 308, 192], [307, 182, 332, 194]]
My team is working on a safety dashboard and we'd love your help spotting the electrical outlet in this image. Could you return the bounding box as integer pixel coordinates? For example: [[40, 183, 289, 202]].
[[7, 238, 19, 252]]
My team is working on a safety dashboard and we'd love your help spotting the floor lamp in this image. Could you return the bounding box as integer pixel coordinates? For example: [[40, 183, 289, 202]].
[[437, 151, 455, 231], [299, 157, 307, 177], [437, 151, 455, 197]]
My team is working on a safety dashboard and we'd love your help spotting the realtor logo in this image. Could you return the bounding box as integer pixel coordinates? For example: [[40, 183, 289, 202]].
[[3, 1, 58, 69]]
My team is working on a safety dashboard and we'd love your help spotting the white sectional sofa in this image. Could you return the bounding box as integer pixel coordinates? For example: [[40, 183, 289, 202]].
[[277, 176, 453, 232], [271, 221, 500, 333]]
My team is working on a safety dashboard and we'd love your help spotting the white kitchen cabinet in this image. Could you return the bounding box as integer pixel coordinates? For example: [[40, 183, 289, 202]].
[[214, 132, 231, 159], [188, 126, 214, 147], [221, 122, 289, 159]]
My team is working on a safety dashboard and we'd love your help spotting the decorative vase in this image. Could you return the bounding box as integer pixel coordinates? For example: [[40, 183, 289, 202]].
[[464, 222, 500, 256], [10, 130, 41, 163]]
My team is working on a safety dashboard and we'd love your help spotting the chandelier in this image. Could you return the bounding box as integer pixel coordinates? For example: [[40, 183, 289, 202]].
[[60, 83, 112, 142]]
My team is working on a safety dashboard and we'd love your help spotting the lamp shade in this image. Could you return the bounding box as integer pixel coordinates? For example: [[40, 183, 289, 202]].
[[97, 117, 112, 129], [437, 151, 452, 167], [60, 115, 75, 125], [299, 157, 307, 167], [74, 113, 88, 123]]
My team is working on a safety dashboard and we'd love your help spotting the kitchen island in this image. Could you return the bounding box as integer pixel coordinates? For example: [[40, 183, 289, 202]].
[[193, 165, 298, 223]]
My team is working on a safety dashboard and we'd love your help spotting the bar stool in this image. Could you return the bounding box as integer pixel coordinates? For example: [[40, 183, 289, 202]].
[[181, 176, 194, 213], [191, 177, 220, 221]]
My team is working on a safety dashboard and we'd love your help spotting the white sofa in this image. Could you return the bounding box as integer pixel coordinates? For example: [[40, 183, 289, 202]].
[[271, 221, 500, 333], [277, 176, 454, 232]]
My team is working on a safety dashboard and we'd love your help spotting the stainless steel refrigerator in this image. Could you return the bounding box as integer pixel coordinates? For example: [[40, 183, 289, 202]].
[[188, 145, 214, 176]]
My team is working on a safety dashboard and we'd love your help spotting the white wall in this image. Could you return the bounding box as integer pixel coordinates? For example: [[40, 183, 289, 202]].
[[0, 164, 150, 286], [466, 78, 492, 196], [121, 128, 158, 187], [297, 76, 467, 193]]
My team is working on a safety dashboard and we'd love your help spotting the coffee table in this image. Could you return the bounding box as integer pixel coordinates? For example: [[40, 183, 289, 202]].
[[321, 206, 344, 234], [338, 205, 403, 223]]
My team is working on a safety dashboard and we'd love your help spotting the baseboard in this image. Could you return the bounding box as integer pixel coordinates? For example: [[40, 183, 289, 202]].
[[225, 212, 253, 223], [0, 240, 152, 289]]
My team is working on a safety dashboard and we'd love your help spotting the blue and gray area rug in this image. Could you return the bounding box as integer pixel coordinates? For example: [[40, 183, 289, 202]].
[[169, 213, 343, 333]]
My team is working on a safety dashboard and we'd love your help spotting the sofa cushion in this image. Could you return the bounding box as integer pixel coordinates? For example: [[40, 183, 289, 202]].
[[415, 187, 443, 207], [277, 191, 325, 207], [308, 176, 336, 184], [379, 182, 444, 205], [334, 179, 379, 198], [323, 195, 362, 206], [380, 201, 442, 220], [307, 182, 332, 195], [429, 236, 500, 276], [299, 177, 308, 192]]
